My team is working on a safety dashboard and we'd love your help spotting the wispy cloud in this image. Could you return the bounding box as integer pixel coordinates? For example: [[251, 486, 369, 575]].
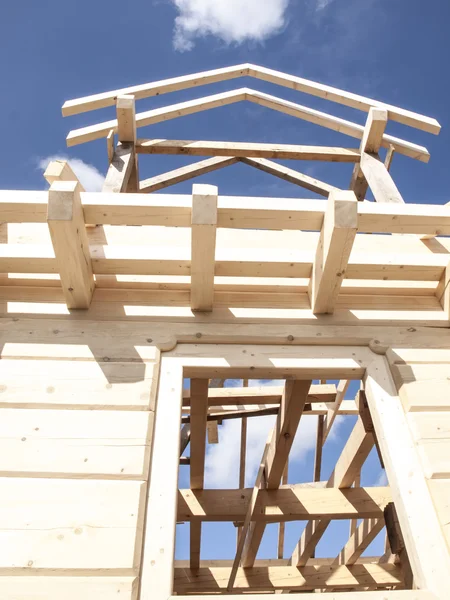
[[38, 156, 105, 192], [170, 0, 290, 51]]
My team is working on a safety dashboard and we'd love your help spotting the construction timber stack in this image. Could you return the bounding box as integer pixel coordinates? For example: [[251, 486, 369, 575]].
[[0, 63, 449, 600]]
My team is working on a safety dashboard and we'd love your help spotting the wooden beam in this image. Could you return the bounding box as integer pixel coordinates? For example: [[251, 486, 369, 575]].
[[106, 129, 114, 163], [322, 380, 350, 443], [139, 359, 183, 600], [314, 416, 324, 482], [190, 378, 209, 569], [364, 356, 450, 598], [116, 95, 139, 193], [350, 108, 388, 201], [177, 486, 391, 522], [360, 152, 405, 203], [140, 157, 237, 193], [291, 417, 375, 566], [190, 184, 218, 311], [278, 464, 288, 559], [241, 380, 312, 569], [437, 262, 450, 319], [102, 142, 135, 193], [67, 88, 430, 162], [335, 518, 384, 565], [385, 145, 395, 171], [169, 592, 435, 600], [239, 157, 339, 196], [47, 181, 94, 309], [245, 89, 429, 162], [63, 62, 441, 136], [174, 563, 403, 593], [43, 160, 86, 191], [310, 190, 358, 314], [137, 139, 361, 162]]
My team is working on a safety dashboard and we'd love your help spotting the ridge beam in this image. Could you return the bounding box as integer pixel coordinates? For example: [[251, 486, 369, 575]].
[[310, 190, 358, 315], [350, 108, 388, 201], [47, 181, 94, 309], [190, 184, 218, 312]]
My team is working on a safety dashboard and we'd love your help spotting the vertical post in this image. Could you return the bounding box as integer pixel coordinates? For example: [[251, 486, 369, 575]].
[[364, 355, 450, 598], [237, 379, 248, 548], [117, 94, 139, 192], [190, 184, 218, 312], [47, 180, 94, 309], [139, 358, 183, 600]]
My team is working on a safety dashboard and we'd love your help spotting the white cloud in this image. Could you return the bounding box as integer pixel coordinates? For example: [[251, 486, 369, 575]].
[[38, 156, 104, 192], [315, 0, 334, 10], [170, 0, 290, 51]]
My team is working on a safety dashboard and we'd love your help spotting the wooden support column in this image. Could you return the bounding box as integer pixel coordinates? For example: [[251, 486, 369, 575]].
[[190, 183, 218, 312], [364, 356, 450, 598], [322, 379, 350, 444], [47, 181, 94, 309], [139, 359, 183, 600], [310, 190, 358, 315], [360, 152, 405, 203], [350, 107, 387, 200], [237, 379, 248, 547], [190, 379, 209, 569]]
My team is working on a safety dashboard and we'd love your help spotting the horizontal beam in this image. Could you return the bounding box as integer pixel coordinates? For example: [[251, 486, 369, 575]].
[[62, 62, 440, 135], [1, 244, 446, 281], [136, 139, 361, 162], [4, 191, 450, 237], [170, 593, 434, 600], [66, 89, 430, 162], [177, 486, 391, 522], [173, 563, 403, 592], [182, 383, 336, 406]]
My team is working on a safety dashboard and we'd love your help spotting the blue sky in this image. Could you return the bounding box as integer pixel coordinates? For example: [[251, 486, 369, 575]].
[[2, 0, 448, 567]]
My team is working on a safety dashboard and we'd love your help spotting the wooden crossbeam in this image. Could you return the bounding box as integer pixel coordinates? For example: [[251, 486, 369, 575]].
[[177, 485, 391, 522], [335, 518, 384, 565], [240, 381, 312, 572], [174, 563, 403, 593], [310, 190, 358, 314], [140, 157, 237, 193], [62, 62, 440, 135], [66, 88, 430, 162], [190, 184, 218, 311], [116, 95, 139, 193], [137, 139, 361, 161], [47, 181, 94, 309], [239, 156, 339, 196], [190, 378, 209, 569], [350, 108, 388, 201], [360, 152, 405, 203], [291, 417, 375, 566], [322, 380, 350, 443]]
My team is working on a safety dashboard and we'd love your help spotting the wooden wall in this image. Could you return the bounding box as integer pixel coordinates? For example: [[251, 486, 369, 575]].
[[0, 327, 160, 600]]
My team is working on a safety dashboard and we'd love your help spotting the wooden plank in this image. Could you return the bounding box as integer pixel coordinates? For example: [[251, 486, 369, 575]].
[[0, 577, 138, 600], [322, 379, 350, 443], [67, 88, 430, 161], [335, 518, 384, 565], [140, 157, 237, 193], [190, 378, 209, 569], [291, 417, 374, 566], [241, 381, 312, 569], [310, 190, 358, 314], [174, 563, 403, 592], [169, 592, 435, 600], [385, 145, 395, 171], [177, 486, 391, 522], [314, 415, 324, 482], [360, 152, 405, 203], [102, 143, 135, 194], [350, 108, 388, 201], [138, 358, 183, 600], [0, 408, 151, 479], [277, 464, 288, 558], [240, 156, 339, 196], [364, 356, 450, 598], [0, 478, 144, 569], [407, 412, 450, 478], [246, 89, 430, 162], [206, 420, 219, 444], [62, 62, 441, 136], [186, 384, 334, 406], [190, 184, 218, 311], [107, 129, 115, 162], [137, 139, 361, 162], [437, 261, 450, 319], [47, 181, 94, 308]]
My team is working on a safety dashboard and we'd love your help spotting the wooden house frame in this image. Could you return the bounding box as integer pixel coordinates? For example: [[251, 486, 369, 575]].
[[1, 64, 450, 599]]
